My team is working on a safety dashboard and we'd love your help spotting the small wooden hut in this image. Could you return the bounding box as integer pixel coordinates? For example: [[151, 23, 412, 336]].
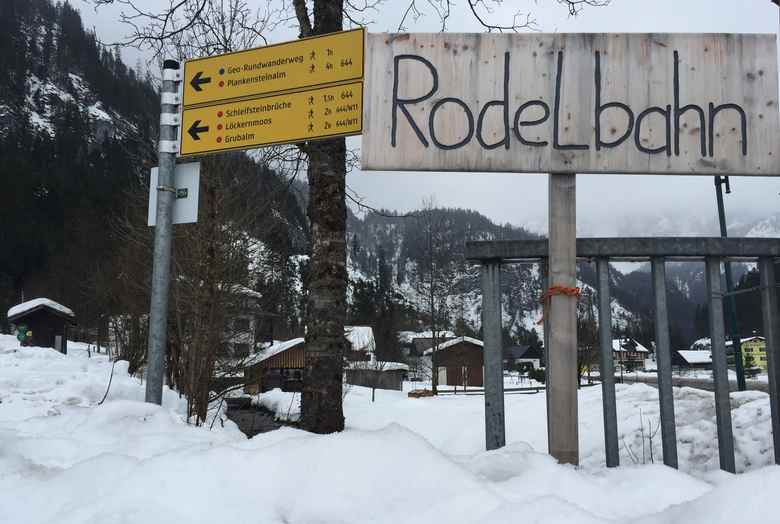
[[428, 336, 484, 387], [7, 298, 76, 353], [345, 362, 409, 391]]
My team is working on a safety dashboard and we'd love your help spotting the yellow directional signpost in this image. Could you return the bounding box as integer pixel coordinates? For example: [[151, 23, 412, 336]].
[[181, 82, 362, 155], [179, 28, 364, 156]]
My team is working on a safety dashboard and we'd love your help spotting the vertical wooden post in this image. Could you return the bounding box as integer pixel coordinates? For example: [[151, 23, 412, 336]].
[[759, 257, 780, 464], [596, 257, 619, 467], [705, 256, 736, 473], [481, 261, 506, 450], [651, 257, 678, 468], [547, 173, 578, 465]]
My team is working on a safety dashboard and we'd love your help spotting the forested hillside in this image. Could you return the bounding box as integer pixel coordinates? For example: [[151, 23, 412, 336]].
[[0, 0, 309, 348], [0, 0, 158, 326]]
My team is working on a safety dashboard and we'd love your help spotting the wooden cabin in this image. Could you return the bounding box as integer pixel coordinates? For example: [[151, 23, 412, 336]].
[[7, 298, 76, 353], [243, 326, 379, 393], [243, 338, 305, 394], [427, 336, 484, 387]]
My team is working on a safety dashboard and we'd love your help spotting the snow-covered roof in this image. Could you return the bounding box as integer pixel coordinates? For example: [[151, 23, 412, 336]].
[[345, 326, 375, 353], [690, 336, 765, 350], [612, 338, 649, 353], [398, 330, 456, 344], [245, 328, 375, 367], [677, 350, 712, 365], [8, 298, 75, 321], [245, 337, 305, 366], [425, 336, 483, 355]]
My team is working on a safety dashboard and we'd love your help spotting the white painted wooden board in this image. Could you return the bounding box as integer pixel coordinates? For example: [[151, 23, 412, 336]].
[[361, 33, 780, 175]]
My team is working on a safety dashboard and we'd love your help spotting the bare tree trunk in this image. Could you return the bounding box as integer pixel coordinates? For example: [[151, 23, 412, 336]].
[[301, 135, 347, 433]]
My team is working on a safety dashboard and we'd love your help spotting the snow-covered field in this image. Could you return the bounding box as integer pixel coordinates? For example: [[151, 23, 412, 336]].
[[2, 334, 780, 524], [626, 368, 770, 384]]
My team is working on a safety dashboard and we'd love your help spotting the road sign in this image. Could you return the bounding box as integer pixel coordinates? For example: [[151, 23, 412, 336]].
[[179, 81, 362, 156], [362, 33, 780, 176], [148, 162, 200, 226], [182, 28, 364, 108]]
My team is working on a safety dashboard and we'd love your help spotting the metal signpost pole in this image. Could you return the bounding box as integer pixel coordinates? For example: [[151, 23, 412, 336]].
[[652, 257, 678, 468], [759, 256, 780, 464], [481, 261, 505, 450], [715, 176, 746, 391], [596, 258, 619, 467], [146, 59, 182, 404], [705, 256, 736, 473]]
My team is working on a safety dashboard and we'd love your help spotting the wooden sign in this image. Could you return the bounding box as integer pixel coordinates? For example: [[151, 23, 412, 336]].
[[179, 82, 362, 156], [361, 33, 780, 176], [182, 28, 364, 108]]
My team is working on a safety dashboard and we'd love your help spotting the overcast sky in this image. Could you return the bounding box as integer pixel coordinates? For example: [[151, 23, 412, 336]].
[[79, 0, 780, 235]]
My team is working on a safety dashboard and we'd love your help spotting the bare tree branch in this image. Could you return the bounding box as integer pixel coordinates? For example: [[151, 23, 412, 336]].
[[396, 0, 609, 33]]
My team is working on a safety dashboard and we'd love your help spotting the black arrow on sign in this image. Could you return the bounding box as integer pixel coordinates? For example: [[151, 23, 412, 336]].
[[190, 71, 211, 91], [188, 120, 209, 140]]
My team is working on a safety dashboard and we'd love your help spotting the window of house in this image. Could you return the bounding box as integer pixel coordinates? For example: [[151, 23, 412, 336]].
[[233, 343, 250, 357], [761, 356, 767, 361], [233, 318, 250, 332]]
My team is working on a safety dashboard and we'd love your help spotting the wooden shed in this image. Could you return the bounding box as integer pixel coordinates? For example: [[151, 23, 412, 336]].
[[7, 298, 76, 353], [244, 338, 305, 394], [428, 336, 484, 387], [345, 362, 409, 391], [243, 327, 380, 394]]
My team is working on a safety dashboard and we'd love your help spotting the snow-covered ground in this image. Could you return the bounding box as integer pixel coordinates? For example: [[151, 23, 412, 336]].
[[3, 334, 780, 524], [626, 368, 770, 384]]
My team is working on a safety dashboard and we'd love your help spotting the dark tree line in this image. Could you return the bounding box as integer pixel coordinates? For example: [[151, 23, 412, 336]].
[[0, 0, 159, 333]]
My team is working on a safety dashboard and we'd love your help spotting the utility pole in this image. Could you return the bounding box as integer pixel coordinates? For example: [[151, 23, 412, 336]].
[[714, 176, 746, 391], [146, 59, 182, 404]]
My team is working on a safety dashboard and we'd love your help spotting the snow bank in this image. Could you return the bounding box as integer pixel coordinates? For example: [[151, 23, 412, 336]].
[[637, 466, 780, 524], [257, 381, 776, 473], [0, 335, 184, 422], [3, 333, 780, 524], [252, 387, 301, 421]]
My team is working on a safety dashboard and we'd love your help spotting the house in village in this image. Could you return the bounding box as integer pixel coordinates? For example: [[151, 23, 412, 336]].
[[673, 350, 712, 369], [739, 336, 768, 370], [398, 330, 456, 357], [244, 337, 305, 393], [612, 338, 650, 371], [243, 326, 400, 393], [7, 298, 76, 353], [690, 335, 768, 371], [504, 344, 544, 370], [425, 336, 484, 388]]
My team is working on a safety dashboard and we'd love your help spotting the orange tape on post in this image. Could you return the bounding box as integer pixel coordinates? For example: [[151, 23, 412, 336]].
[[537, 285, 581, 325]]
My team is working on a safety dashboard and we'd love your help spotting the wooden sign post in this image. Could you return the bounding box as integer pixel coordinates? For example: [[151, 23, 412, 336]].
[[361, 32, 780, 465]]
